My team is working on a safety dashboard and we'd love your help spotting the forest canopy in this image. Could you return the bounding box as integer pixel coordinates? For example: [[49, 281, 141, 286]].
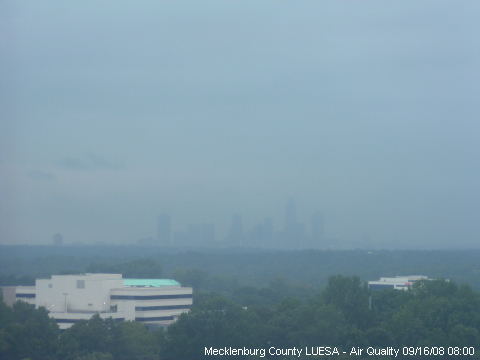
[[2, 275, 480, 360]]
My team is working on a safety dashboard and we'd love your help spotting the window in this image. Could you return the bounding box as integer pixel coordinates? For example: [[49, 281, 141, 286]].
[[16, 293, 35, 298], [76, 280, 85, 289], [135, 316, 174, 322], [136, 304, 191, 311], [111, 293, 192, 300]]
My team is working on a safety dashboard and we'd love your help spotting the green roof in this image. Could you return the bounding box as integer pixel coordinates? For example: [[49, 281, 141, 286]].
[[123, 279, 180, 287]]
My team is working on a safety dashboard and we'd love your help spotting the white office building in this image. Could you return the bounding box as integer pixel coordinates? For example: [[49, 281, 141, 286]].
[[368, 275, 430, 291], [2, 273, 192, 330]]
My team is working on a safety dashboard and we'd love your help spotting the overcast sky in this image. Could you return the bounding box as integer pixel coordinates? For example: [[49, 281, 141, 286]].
[[1, 1, 479, 248]]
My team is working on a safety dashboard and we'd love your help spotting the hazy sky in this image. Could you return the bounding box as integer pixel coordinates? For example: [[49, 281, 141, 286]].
[[1, 1, 479, 247]]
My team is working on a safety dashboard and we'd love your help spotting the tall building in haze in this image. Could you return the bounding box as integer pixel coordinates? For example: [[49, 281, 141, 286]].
[[53, 233, 63, 246], [311, 211, 325, 248], [227, 214, 243, 247], [157, 214, 171, 246], [283, 198, 305, 248], [263, 217, 274, 247], [201, 223, 215, 247]]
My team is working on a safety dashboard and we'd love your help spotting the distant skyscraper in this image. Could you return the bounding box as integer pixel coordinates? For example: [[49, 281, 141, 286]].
[[311, 211, 325, 247], [53, 233, 63, 246], [282, 198, 307, 248], [157, 214, 171, 246], [284, 198, 301, 247], [263, 217, 273, 247], [227, 214, 243, 247], [201, 223, 215, 247]]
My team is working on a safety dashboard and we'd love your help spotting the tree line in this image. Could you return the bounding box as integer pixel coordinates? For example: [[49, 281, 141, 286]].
[[2, 275, 480, 359], [3, 247, 480, 291]]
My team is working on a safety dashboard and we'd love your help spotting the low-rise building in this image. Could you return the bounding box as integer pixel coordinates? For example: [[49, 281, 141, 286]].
[[368, 275, 430, 291], [2, 285, 36, 306], [2, 273, 192, 330]]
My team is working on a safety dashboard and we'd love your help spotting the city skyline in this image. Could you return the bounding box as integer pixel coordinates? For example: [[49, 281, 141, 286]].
[[152, 198, 326, 249], [52, 198, 326, 249], [2, 2, 479, 249]]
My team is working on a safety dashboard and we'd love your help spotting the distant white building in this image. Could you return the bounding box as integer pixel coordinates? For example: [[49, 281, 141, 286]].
[[2, 273, 192, 330], [368, 275, 430, 291]]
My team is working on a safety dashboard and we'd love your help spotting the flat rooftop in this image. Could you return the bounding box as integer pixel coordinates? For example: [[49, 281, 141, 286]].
[[123, 279, 180, 287]]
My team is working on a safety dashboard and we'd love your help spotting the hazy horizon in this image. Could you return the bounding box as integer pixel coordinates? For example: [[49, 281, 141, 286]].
[[2, 1, 479, 248]]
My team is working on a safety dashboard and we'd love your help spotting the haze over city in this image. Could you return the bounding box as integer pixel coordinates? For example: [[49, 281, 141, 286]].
[[1, 1, 479, 248]]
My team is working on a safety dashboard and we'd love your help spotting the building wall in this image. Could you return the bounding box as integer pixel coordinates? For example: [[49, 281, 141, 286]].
[[36, 274, 123, 313], [2, 286, 19, 306], [110, 285, 193, 325], [1, 286, 36, 306], [368, 275, 429, 290], [51, 301, 135, 330]]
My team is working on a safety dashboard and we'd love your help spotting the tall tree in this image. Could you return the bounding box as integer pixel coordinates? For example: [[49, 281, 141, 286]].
[[322, 275, 371, 329], [0, 301, 59, 360]]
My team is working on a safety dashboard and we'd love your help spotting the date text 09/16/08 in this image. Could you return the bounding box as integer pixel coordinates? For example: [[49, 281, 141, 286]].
[[205, 346, 475, 358], [402, 347, 475, 356]]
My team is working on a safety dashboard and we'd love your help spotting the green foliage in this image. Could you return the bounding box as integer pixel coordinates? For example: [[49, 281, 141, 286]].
[[449, 324, 480, 348], [5, 247, 480, 291], [3, 264, 480, 360], [322, 275, 372, 329], [0, 296, 14, 355], [163, 296, 267, 360], [59, 269, 83, 275], [410, 278, 458, 299], [381, 279, 480, 350], [365, 327, 396, 348], [0, 300, 60, 360], [112, 321, 161, 359], [160, 276, 480, 359], [57, 315, 114, 360], [57, 315, 160, 360], [75, 352, 113, 360], [232, 285, 282, 307], [173, 268, 211, 288], [0, 274, 35, 286]]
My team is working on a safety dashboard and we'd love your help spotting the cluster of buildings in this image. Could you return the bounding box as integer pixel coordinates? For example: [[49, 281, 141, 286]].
[[2, 273, 192, 330], [51, 199, 330, 249], [148, 198, 325, 249]]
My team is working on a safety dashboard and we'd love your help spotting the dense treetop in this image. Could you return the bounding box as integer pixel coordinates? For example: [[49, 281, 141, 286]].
[[2, 275, 480, 359]]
